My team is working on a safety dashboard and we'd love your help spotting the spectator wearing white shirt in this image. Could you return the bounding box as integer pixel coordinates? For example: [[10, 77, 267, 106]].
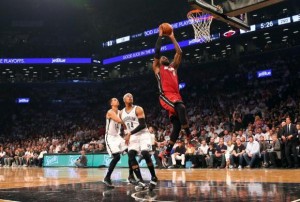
[[236, 129, 246, 140], [0, 146, 6, 166], [192, 140, 209, 168], [254, 128, 264, 142], [213, 133, 220, 144], [225, 140, 234, 168], [242, 136, 260, 168], [263, 126, 272, 144], [38, 147, 48, 167], [23, 147, 33, 167]]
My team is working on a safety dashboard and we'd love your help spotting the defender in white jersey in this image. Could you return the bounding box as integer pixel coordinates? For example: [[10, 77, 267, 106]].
[[103, 98, 127, 188], [121, 93, 158, 191]]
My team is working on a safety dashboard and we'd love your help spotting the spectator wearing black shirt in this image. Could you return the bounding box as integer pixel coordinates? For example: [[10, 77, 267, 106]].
[[229, 138, 245, 169], [209, 138, 227, 168]]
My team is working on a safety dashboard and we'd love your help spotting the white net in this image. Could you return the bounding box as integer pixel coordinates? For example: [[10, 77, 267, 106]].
[[187, 10, 213, 43]]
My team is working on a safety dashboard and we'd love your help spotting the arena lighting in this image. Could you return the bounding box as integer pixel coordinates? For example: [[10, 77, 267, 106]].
[[223, 30, 236, 38]]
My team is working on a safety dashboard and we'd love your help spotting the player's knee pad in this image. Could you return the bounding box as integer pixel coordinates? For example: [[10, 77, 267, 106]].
[[174, 103, 188, 126]]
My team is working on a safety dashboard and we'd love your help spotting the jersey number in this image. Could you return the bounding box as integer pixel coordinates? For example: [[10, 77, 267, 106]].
[[115, 124, 119, 131], [127, 122, 134, 129]]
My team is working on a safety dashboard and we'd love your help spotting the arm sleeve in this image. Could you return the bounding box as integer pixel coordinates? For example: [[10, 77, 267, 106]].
[[130, 118, 146, 135], [154, 36, 163, 59]]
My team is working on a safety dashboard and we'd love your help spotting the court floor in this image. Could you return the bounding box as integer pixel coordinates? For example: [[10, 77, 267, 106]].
[[0, 167, 300, 201]]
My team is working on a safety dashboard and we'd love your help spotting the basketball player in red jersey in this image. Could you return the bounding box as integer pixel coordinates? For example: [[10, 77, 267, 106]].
[[152, 25, 191, 156]]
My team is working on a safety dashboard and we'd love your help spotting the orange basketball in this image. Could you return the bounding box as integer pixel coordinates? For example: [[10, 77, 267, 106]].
[[161, 23, 173, 36]]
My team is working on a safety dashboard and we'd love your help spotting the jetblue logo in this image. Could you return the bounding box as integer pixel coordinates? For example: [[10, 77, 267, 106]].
[[257, 69, 272, 78], [104, 155, 112, 166], [52, 58, 66, 63], [45, 156, 58, 166], [69, 155, 80, 166]]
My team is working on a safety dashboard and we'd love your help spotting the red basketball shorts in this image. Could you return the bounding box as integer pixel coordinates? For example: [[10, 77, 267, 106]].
[[159, 93, 182, 117]]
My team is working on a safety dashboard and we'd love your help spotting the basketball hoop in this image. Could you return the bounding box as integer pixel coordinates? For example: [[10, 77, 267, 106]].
[[187, 9, 213, 43]]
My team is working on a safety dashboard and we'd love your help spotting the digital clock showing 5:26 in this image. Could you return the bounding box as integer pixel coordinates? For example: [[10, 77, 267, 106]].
[[258, 17, 291, 30]]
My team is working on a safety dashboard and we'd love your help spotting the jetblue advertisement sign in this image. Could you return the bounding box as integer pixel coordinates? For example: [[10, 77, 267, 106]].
[[43, 154, 156, 168], [257, 69, 272, 78], [0, 58, 91, 64], [16, 98, 30, 104]]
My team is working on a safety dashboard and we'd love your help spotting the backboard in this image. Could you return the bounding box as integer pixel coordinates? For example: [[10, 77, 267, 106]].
[[216, 0, 286, 17], [188, 0, 250, 30]]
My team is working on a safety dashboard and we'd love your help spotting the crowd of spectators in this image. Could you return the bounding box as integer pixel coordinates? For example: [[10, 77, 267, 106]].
[[0, 47, 300, 169]]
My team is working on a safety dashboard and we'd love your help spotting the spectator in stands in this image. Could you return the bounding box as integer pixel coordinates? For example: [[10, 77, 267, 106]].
[[209, 138, 227, 168], [223, 130, 231, 144], [254, 128, 264, 142], [213, 133, 220, 144], [229, 138, 245, 169], [259, 136, 270, 167], [243, 136, 260, 168], [208, 137, 217, 147], [233, 112, 244, 132], [4, 148, 14, 167], [241, 136, 247, 147], [0, 146, 5, 166], [38, 146, 47, 167], [206, 142, 216, 168], [236, 129, 246, 140], [278, 121, 287, 167], [75, 150, 87, 168], [185, 142, 196, 164], [169, 140, 186, 168], [281, 117, 299, 168], [225, 140, 234, 168], [265, 134, 281, 168], [192, 139, 208, 168], [14, 147, 23, 167]]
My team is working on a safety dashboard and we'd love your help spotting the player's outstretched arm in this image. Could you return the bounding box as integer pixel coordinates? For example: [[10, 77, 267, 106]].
[[152, 26, 163, 74], [107, 109, 123, 124], [169, 32, 182, 70]]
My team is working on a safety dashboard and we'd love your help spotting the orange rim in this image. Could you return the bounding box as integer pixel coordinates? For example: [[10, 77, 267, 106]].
[[187, 9, 214, 19], [187, 9, 202, 17]]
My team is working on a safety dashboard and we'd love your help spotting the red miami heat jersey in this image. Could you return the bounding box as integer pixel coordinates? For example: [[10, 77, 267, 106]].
[[155, 63, 180, 95]]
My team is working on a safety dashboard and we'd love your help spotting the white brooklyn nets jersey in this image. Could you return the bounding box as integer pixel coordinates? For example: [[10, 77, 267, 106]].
[[121, 106, 151, 152], [105, 110, 121, 136], [105, 110, 127, 155], [121, 106, 148, 135]]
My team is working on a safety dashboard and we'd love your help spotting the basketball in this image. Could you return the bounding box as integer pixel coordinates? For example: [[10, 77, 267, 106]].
[[161, 23, 173, 36]]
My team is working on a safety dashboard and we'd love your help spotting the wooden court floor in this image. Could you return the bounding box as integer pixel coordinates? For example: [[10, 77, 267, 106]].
[[0, 167, 300, 201]]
